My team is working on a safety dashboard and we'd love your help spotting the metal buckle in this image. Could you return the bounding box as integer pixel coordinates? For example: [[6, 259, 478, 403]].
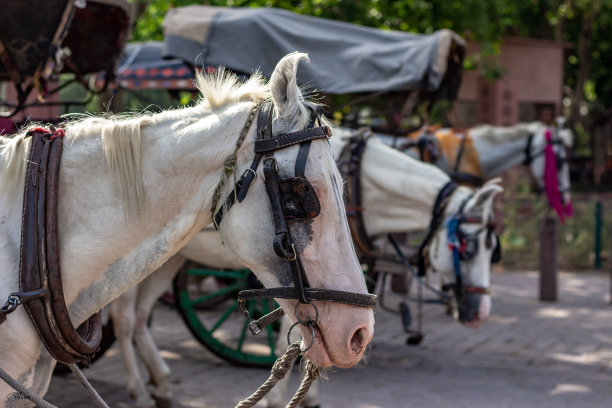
[[241, 167, 256, 179], [287, 243, 297, 262], [248, 320, 262, 335], [264, 156, 278, 172]]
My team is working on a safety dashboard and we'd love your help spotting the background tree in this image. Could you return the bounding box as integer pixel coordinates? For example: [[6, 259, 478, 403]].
[[128, 0, 611, 162]]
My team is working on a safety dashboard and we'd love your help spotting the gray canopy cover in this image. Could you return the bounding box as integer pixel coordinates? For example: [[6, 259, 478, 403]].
[[163, 5, 465, 95]]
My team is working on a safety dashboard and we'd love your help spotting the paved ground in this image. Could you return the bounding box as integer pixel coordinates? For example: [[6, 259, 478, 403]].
[[45, 270, 612, 408]]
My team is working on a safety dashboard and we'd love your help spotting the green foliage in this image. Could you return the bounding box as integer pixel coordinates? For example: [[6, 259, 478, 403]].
[[127, 0, 612, 114], [501, 194, 610, 270]]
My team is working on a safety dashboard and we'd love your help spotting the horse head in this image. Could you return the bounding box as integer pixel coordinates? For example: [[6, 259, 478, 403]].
[[521, 122, 573, 221], [428, 179, 503, 327], [217, 53, 374, 368]]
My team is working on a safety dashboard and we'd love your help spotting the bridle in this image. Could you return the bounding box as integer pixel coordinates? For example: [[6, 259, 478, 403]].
[[416, 181, 495, 304], [443, 196, 499, 302], [212, 101, 376, 340], [523, 129, 570, 195]]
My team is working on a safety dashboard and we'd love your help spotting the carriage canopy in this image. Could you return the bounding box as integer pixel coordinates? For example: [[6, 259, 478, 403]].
[[162, 5, 466, 97]]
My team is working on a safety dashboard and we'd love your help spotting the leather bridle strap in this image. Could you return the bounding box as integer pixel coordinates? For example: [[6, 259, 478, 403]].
[[416, 180, 458, 276], [239, 287, 378, 335]]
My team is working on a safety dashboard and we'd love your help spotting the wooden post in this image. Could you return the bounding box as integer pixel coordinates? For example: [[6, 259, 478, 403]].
[[539, 215, 558, 301]]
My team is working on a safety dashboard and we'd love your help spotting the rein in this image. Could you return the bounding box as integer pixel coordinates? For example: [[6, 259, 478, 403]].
[[212, 101, 376, 337]]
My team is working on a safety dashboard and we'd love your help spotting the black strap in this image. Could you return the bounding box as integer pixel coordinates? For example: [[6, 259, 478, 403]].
[[448, 171, 485, 187], [416, 180, 458, 276], [254, 126, 330, 153], [453, 133, 467, 172], [239, 287, 377, 308], [523, 133, 534, 165], [294, 141, 312, 177]]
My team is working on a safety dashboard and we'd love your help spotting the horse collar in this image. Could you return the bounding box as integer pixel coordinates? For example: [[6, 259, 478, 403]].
[[0, 127, 103, 366]]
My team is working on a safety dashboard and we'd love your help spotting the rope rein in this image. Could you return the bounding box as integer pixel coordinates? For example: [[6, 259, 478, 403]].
[[0, 365, 59, 408], [234, 341, 322, 408], [67, 363, 110, 408], [212, 101, 262, 229]]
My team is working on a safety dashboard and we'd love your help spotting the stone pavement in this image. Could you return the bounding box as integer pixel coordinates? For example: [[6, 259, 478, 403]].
[[45, 270, 612, 407]]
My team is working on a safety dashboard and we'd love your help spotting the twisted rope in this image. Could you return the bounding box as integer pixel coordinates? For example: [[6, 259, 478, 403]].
[[0, 365, 58, 408], [0, 362, 110, 408], [235, 341, 321, 408], [67, 363, 110, 408], [234, 341, 301, 408], [286, 361, 322, 408], [212, 102, 261, 229]]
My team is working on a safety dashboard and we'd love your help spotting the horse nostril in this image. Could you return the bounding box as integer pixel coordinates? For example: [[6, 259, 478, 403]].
[[350, 327, 366, 354]]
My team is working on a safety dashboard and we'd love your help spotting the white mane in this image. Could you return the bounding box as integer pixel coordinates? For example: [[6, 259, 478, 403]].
[[0, 71, 271, 207]]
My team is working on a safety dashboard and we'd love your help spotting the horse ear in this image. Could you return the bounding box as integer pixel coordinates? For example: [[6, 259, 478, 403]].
[[464, 182, 503, 222], [270, 52, 309, 119]]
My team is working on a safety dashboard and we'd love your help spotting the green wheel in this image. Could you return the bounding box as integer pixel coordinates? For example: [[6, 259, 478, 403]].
[[173, 263, 279, 368]]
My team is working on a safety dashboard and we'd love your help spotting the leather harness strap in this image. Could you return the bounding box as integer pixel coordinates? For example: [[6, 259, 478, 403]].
[[338, 130, 378, 260], [18, 128, 102, 366], [416, 180, 458, 277]]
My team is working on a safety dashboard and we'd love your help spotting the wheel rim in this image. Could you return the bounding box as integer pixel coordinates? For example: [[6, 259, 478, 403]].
[[173, 265, 279, 367]]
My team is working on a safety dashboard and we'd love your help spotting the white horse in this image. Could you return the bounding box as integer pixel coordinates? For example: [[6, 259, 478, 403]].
[[0, 53, 375, 407], [392, 121, 573, 217], [109, 129, 502, 407]]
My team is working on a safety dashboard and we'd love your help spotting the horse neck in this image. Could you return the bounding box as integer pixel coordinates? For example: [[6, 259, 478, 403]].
[[55, 103, 254, 324], [359, 138, 451, 234], [469, 124, 535, 178]]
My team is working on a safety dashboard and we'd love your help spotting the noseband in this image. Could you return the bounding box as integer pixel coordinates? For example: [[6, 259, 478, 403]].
[[213, 101, 376, 336]]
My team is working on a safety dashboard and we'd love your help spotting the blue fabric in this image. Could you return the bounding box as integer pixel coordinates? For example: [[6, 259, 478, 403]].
[[446, 216, 463, 285]]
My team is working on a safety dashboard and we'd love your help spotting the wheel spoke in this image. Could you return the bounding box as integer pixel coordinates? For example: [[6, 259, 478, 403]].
[[236, 301, 254, 351], [209, 300, 239, 334], [262, 300, 276, 356], [187, 268, 250, 279], [189, 281, 244, 306]]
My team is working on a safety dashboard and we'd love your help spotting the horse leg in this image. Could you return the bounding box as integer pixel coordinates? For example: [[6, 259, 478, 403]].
[[110, 287, 156, 408], [133, 254, 186, 405]]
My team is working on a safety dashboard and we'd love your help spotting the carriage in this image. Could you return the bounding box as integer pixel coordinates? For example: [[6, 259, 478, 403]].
[[0, 0, 132, 118]]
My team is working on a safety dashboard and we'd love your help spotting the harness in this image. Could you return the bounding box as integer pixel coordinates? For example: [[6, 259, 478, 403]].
[[212, 101, 376, 337], [448, 132, 485, 186], [0, 128, 102, 365], [337, 129, 378, 261], [523, 132, 565, 166], [0, 127, 109, 408], [400, 129, 485, 187]]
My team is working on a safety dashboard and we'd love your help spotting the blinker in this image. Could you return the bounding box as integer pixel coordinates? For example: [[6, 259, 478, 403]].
[[278, 176, 321, 221]]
